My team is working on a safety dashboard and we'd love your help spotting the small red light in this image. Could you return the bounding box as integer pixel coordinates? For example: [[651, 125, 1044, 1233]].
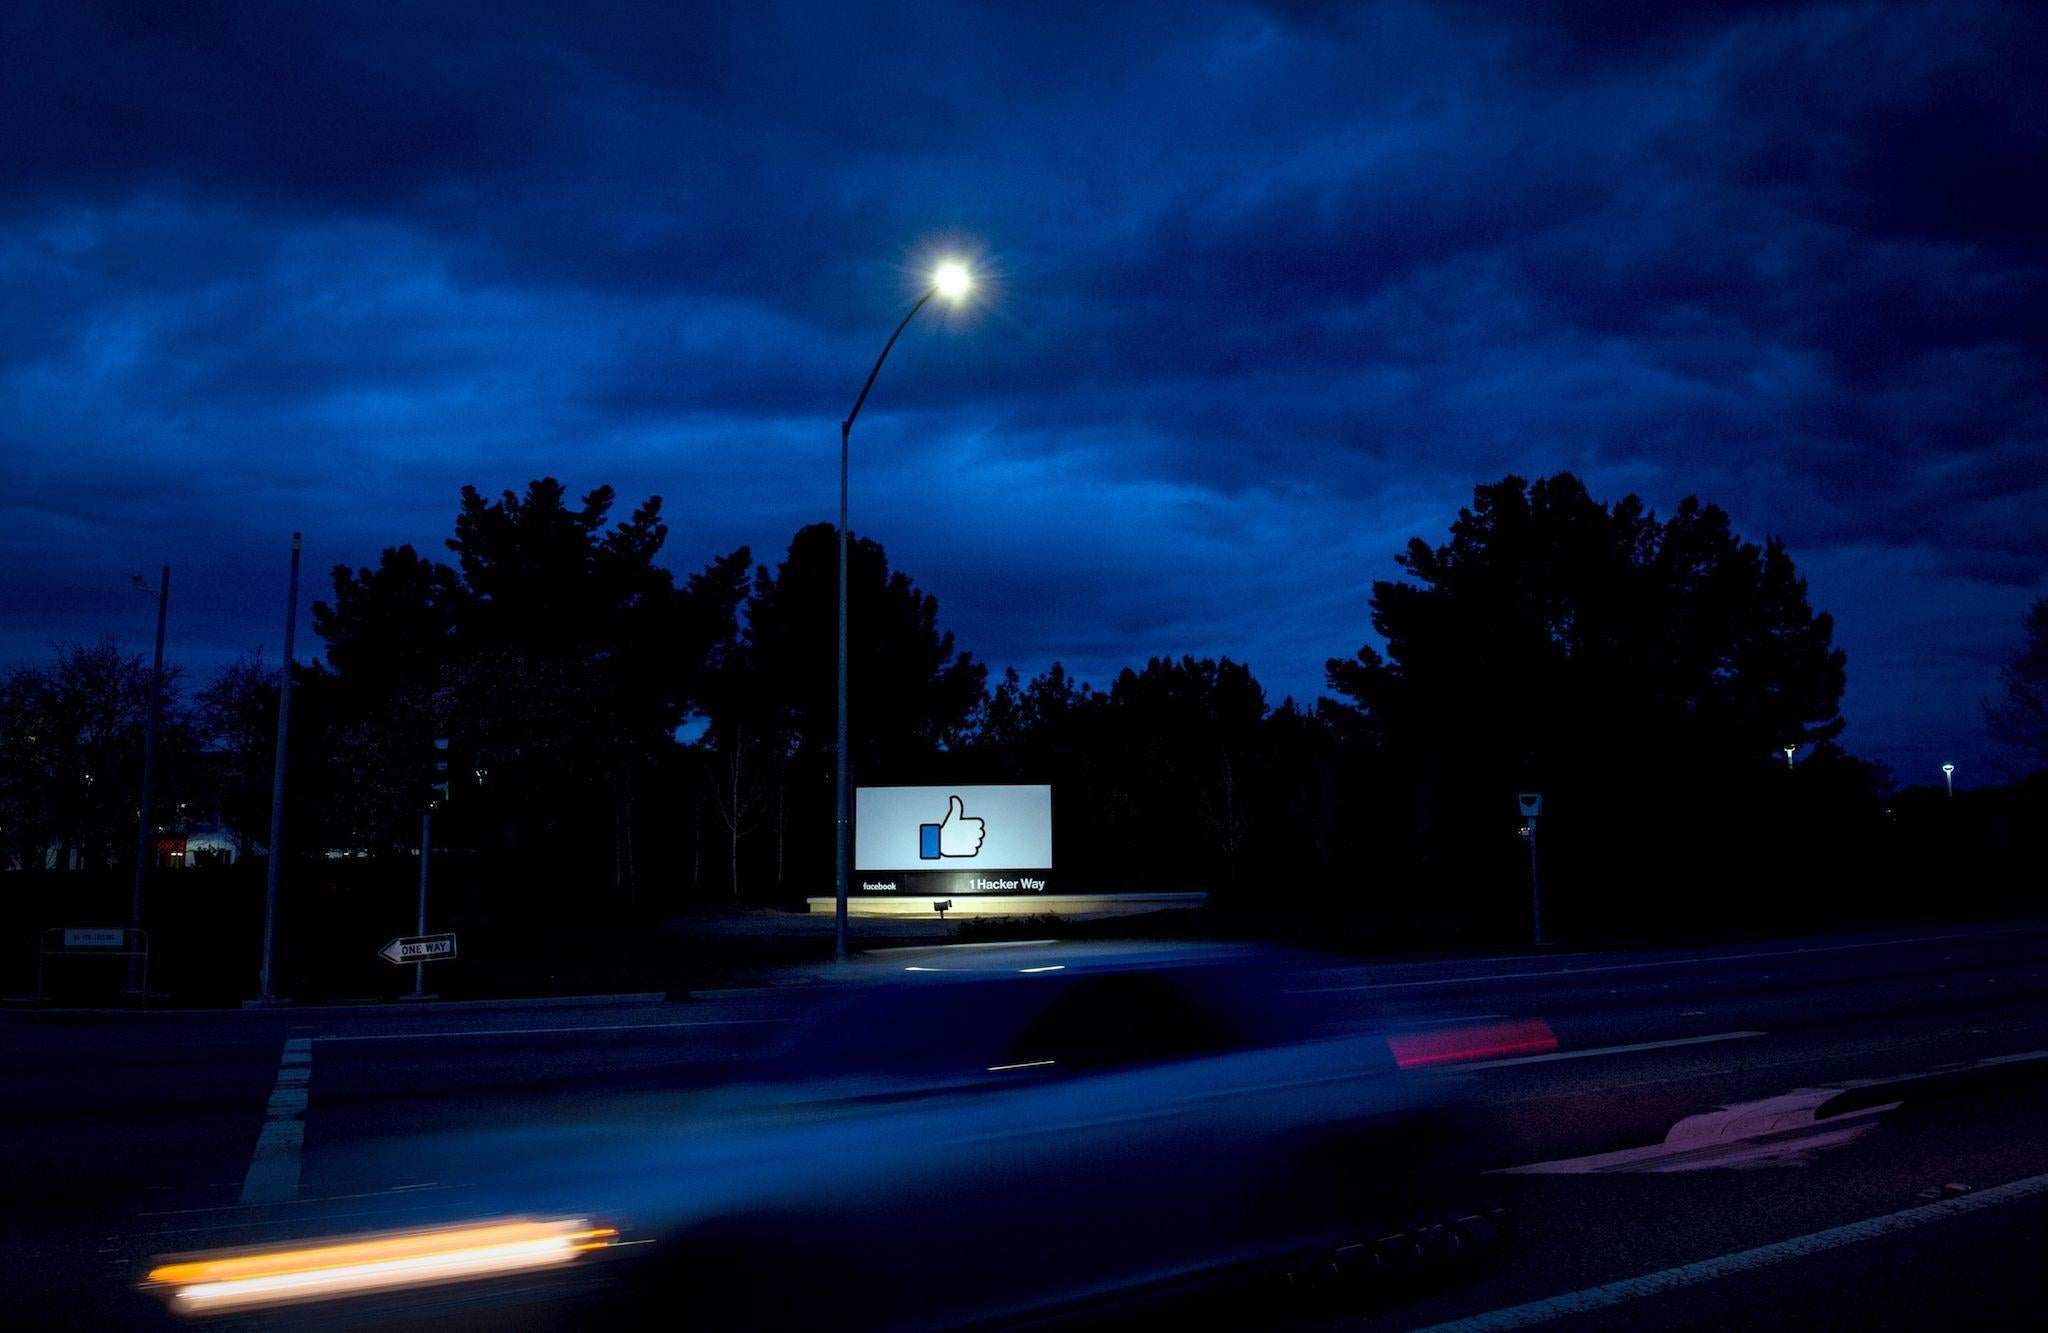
[[1388, 1018, 1559, 1069]]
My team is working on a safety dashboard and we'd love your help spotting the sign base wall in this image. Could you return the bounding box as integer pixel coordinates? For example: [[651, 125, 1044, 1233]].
[[808, 891, 1206, 920]]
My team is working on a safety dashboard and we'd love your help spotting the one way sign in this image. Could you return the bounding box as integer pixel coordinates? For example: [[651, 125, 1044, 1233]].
[[379, 933, 457, 965]]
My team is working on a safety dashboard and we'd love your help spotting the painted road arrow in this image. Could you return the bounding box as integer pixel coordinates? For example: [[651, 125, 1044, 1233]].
[[379, 933, 457, 965]]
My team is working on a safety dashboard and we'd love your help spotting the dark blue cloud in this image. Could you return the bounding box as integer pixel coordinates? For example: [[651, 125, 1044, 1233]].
[[2, 0, 2043, 785]]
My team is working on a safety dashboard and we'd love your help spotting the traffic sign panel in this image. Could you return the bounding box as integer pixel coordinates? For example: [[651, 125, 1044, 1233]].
[[379, 933, 457, 965]]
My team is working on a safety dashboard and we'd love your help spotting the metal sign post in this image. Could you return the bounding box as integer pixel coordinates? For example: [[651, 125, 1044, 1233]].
[[410, 811, 432, 999], [1518, 793, 1545, 946]]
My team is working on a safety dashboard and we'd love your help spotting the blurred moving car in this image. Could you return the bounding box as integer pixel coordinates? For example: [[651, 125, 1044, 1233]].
[[148, 943, 1490, 1329]]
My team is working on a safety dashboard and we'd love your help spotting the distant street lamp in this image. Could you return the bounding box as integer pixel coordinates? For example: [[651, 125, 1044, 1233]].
[[1783, 745, 1796, 769], [129, 565, 169, 995], [833, 260, 974, 962], [1941, 762, 1955, 799]]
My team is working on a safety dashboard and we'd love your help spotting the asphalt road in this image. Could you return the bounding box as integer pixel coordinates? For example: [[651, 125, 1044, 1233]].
[[7, 917, 2048, 1329]]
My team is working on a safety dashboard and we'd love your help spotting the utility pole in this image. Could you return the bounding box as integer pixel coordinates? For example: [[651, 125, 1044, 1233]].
[[251, 534, 300, 1007], [128, 564, 169, 995]]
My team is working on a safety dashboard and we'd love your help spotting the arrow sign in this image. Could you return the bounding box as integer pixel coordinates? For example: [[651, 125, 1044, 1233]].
[[379, 933, 457, 965]]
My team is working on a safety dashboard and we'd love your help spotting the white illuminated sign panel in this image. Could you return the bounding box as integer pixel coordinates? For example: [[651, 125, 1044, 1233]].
[[855, 784, 1052, 883]]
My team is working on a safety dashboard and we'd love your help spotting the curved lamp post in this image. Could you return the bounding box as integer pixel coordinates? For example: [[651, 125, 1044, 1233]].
[[834, 260, 972, 961]]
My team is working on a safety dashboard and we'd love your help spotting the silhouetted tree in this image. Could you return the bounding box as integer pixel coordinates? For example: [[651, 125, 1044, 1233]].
[[313, 543, 466, 849], [1257, 698, 1349, 880], [0, 639, 187, 871], [1986, 596, 2048, 777], [194, 651, 280, 858], [312, 479, 746, 899], [740, 523, 985, 773], [705, 524, 983, 896], [966, 657, 1300, 894], [695, 547, 784, 896], [1107, 656, 1268, 880], [1327, 473, 1847, 935], [1330, 474, 1845, 767], [969, 663, 1101, 783]]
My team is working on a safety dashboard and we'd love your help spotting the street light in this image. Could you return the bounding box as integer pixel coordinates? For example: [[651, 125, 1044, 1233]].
[[1941, 762, 1955, 799], [833, 260, 973, 962], [933, 261, 971, 301], [1783, 745, 1796, 769]]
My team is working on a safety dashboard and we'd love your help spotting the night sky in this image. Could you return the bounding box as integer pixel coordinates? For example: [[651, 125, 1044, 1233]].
[[3, 1, 2043, 785]]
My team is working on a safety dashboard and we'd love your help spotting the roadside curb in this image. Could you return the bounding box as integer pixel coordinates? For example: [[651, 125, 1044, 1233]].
[[1, 990, 674, 1021]]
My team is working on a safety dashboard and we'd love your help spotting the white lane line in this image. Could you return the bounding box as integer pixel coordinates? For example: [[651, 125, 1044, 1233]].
[[1295, 922, 2048, 994], [1451, 1030, 1765, 1071], [313, 1017, 789, 1042], [238, 1036, 310, 1204], [1411, 1168, 2048, 1331]]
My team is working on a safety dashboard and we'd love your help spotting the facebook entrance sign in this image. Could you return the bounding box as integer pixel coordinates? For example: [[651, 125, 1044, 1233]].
[[855, 784, 1053, 895]]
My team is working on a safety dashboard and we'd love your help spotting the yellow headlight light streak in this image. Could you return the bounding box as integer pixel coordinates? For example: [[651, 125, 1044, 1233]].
[[147, 1219, 616, 1312]]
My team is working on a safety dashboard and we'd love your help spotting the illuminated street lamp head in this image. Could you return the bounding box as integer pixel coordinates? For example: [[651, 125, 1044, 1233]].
[[933, 260, 972, 301], [1942, 763, 1955, 777]]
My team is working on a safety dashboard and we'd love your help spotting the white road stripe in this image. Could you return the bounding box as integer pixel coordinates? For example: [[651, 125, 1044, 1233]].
[[238, 1036, 310, 1204], [1452, 1030, 1765, 1071], [1411, 1169, 2048, 1331], [1296, 922, 2048, 994], [313, 1017, 788, 1042]]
